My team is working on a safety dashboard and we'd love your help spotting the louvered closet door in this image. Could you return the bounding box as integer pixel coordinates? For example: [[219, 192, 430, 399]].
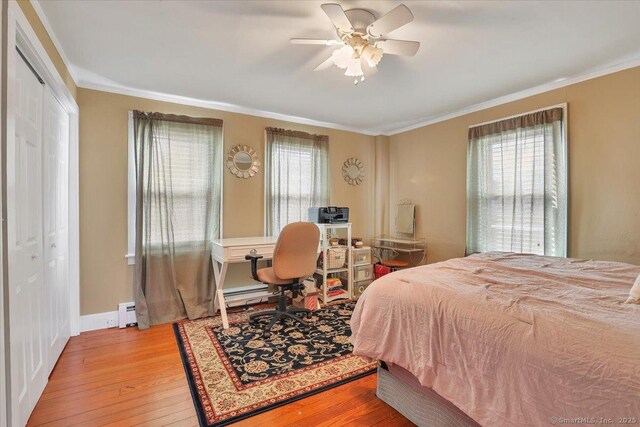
[[43, 87, 71, 373], [9, 53, 47, 425]]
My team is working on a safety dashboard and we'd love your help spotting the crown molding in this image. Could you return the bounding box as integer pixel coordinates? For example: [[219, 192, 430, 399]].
[[384, 53, 640, 135], [31, 0, 79, 84], [77, 80, 380, 136], [78, 52, 640, 138]]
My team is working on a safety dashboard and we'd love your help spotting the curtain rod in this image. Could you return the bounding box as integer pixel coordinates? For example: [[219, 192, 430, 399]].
[[468, 103, 567, 129]]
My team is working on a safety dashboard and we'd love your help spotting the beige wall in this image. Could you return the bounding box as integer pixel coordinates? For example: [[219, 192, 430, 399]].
[[78, 88, 376, 315], [390, 66, 640, 265], [17, 0, 77, 99], [18, 0, 640, 314]]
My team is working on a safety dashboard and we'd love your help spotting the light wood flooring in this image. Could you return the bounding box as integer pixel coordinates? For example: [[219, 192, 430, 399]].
[[27, 317, 413, 426]]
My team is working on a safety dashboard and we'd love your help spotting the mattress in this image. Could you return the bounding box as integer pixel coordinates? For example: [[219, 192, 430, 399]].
[[351, 252, 640, 426]]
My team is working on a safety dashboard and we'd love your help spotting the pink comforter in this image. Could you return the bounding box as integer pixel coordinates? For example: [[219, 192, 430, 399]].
[[350, 253, 640, 426]]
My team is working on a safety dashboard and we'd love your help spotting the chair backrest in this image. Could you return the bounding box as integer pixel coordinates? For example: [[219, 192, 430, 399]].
[[272, 222, 320, 280]]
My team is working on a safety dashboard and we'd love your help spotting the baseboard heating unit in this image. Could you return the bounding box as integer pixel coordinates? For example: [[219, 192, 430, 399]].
[[118, 302, 137, 328], [222, 284, 271, 307]]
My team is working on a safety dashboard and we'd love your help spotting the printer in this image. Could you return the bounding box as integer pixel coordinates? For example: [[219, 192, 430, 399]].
[[308, 206, 349, 224]]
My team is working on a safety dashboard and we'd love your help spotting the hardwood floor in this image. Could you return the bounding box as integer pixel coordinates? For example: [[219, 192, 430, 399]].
[[27, 320, 414, 426]]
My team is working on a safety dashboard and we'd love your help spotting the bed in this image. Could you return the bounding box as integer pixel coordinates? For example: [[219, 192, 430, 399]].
[[350, 252, 640, 426]]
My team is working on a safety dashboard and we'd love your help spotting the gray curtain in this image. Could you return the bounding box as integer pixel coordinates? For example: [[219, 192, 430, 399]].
[[466, 107, 567, 256], [133, 111, 223, 329], [265, 127, 329, 235]]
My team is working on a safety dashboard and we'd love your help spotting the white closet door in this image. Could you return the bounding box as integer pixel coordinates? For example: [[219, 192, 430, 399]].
[[9, 54, 47, 424], [43, 87, 70, 373]]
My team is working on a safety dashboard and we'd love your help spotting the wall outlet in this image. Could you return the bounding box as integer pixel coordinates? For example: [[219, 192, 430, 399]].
[[106, 319, 117, 328]]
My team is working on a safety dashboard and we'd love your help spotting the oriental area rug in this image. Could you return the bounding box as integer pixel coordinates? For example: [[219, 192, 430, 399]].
[[173, 301, 376, 426]]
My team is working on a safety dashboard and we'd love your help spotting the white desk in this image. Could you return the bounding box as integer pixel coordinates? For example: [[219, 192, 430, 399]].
[[211, 236, 278, 329]]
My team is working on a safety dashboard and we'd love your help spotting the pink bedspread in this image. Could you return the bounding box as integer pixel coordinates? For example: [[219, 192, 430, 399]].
[[350, 252, 640, 426]]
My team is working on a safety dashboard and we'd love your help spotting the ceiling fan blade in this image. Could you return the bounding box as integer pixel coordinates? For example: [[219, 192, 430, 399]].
[[376, 40, 420, 56], [314, 56, 335, 71], [290, 38, 342, 46], [321, 3, 354, 34], [367, 4, 414, 38]]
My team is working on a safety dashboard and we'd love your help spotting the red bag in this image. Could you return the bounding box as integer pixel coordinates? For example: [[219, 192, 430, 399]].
[[374, 263, 391, 279]]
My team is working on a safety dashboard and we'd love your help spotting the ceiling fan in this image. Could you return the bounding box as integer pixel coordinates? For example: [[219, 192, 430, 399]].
[[291, 3, 420, 85]]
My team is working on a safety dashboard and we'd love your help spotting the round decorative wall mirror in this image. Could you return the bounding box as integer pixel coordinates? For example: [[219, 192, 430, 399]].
[[342, 157, 364, 185], [227, 145, 260, 178]]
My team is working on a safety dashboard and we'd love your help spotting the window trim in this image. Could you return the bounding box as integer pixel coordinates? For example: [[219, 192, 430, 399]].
[[125, 111, 224, 265], [467, 103, 568, 256]]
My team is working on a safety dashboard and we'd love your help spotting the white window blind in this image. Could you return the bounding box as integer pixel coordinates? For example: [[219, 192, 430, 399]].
[[127, 112, 223, 263], [265, 128, 329, 235], [467, 106, 567, 256], [146, 125, 216, 246]]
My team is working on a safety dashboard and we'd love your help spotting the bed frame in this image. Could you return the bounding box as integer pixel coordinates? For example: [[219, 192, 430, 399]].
[[376, 362, 479, 427]]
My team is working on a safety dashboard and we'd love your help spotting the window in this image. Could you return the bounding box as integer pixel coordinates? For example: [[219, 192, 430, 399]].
[[466, 105, 567, 256], [127, 112, 223, 264], [265, 127, 329, 235]]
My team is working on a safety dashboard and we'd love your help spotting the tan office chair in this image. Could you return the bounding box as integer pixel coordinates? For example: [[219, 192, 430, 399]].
[[245, 222, 320, 336]]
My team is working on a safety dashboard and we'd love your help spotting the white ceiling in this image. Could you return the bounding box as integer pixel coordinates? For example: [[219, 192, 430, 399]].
[[36, 0, 640, 135]]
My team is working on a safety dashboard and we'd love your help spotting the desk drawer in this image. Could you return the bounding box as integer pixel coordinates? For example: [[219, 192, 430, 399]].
[[228, 245, 275, 261]]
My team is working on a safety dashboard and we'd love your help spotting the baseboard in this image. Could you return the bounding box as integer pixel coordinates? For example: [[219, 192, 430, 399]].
[[80, 311, 119, 333]]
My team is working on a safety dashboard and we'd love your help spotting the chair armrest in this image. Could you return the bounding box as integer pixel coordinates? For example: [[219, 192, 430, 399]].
[[245, 254, 264, 281]]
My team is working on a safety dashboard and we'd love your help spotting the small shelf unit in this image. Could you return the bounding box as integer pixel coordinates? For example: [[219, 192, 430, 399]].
[[315, 223, 352, 303], [350, 246, 374, 299]]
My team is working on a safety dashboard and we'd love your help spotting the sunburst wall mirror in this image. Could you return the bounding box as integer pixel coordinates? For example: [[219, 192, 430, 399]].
[[342, 157, 364, 185], [227, 145, 260, 178]]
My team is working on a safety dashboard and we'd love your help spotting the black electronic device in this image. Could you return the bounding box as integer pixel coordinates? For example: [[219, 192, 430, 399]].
[[308, 206, 349, 224]]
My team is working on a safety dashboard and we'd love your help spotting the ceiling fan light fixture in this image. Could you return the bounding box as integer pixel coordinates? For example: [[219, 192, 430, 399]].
[[344, 59, 363, 77], [332, 45, 355, 69], [362, 45, 383, 67]]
